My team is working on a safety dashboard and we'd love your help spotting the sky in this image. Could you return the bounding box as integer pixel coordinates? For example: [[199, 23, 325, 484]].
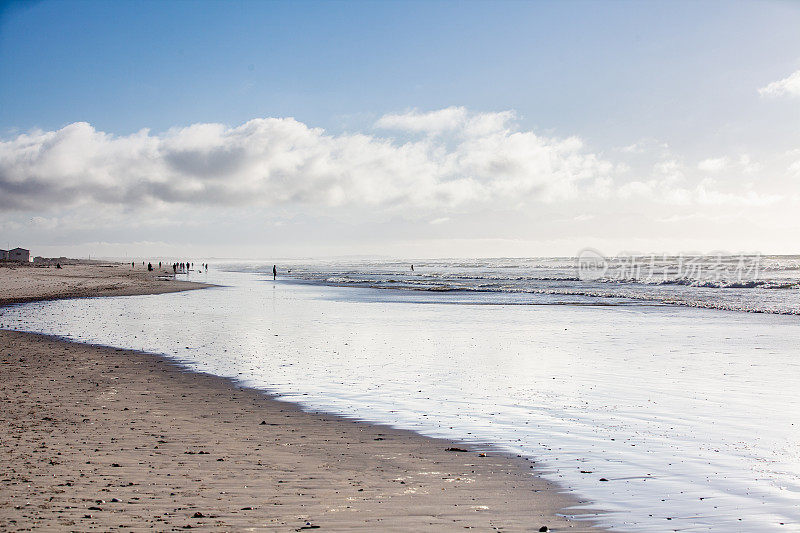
[[1, 0, 799, 259]]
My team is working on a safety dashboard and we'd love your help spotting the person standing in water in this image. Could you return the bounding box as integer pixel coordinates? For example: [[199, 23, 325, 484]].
[[273, 265, 277, 280]]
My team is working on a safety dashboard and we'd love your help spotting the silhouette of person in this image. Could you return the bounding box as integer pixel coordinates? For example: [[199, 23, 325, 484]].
[[273, 265, 277, 280], [411, 264, 414, 271]]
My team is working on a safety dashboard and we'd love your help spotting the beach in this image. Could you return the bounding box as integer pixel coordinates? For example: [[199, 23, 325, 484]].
[[0, 262, 213, 307], [0, 264, 595, 531]]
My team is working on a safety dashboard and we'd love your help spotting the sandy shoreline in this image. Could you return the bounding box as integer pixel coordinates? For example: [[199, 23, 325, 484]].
[[0, 263, 600, 531], [0, 262, 213, 307]]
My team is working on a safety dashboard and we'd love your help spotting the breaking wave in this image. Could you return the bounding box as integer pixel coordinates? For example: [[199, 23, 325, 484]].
[[221, 255, 800, 315]]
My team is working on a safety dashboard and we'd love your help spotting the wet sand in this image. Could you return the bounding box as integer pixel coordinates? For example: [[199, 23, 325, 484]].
[[0, 264, 599, 531]]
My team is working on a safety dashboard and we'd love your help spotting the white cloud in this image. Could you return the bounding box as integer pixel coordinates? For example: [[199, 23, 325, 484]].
[[618, 176, 780, 207], [0, 111, 614, 214], [655, 159, 682, 174], [616, 138, 670, 155], [374, 106, 468, 134], [697, 157, 728, 172], [374, 106, 517, 138], [619, 143, 643, 154], [738, 155, 761, 175], [697, 155, 761, 175], [2, 108, 791, 256], [652, 158, 684, 184], [617, 152, 780, 208], [758, 69, 800, 98]]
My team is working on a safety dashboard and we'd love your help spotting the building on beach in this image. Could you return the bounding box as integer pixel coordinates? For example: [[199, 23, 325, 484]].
[[2, 248, 30, 262]]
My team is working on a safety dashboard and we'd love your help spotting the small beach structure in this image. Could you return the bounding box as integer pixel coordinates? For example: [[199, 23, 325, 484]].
[[4, 248, 30, 262]]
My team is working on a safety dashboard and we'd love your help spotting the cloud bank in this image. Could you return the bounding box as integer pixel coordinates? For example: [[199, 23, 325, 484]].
[[0, 108, 613, 212]]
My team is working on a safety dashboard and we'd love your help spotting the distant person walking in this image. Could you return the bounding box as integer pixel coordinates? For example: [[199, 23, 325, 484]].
[[411, 264, 414, 271], [273, 265, 277, 280]]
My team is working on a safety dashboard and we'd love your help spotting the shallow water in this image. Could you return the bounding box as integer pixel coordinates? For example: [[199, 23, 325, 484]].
[[1, 268, 799, 531]]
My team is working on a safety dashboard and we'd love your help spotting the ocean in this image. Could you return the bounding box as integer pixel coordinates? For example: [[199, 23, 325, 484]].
[[229, 254, 800, 314], [1, 256, 798, 531]]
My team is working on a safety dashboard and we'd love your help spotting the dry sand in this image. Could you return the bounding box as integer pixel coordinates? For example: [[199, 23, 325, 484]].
[[0, 263, 600, 531], [0, 262, 212, 307]]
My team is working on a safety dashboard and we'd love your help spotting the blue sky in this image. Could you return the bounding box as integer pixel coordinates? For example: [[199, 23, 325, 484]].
[[1, 1, 800, 258], [3, 1, 798, 145]]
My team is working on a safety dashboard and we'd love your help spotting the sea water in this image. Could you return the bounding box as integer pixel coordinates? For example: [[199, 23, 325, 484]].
[[1, 260, 798, 531]]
